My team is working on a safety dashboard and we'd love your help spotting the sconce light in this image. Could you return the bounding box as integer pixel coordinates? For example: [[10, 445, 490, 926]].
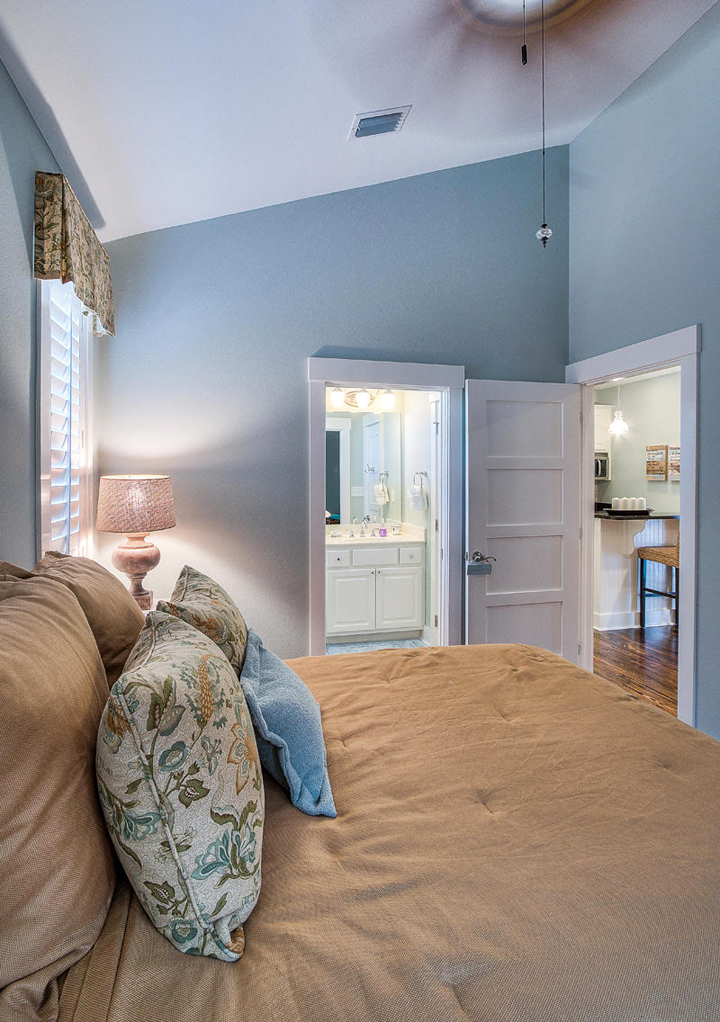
[[96, 474, 176, 609], [380, 389, 396, 410], [330, 387, 345, 408]]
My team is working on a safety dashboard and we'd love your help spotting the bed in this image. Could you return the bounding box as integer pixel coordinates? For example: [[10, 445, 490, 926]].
[[57, 642, 720, 1022]]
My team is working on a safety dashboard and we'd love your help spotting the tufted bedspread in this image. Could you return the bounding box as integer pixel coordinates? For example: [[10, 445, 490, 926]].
[[57, 644, 720, 1022]]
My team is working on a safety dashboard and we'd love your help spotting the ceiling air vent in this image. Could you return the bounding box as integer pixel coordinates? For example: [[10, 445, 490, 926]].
[[349, 106, 412, 140]]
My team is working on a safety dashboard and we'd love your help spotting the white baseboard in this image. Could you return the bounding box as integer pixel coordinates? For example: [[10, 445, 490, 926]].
[[594, 607, 675, 631]]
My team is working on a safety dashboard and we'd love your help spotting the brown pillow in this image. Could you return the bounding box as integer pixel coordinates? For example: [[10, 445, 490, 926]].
[[0, 577, 116, 1008], [33, 552, 144, 686]]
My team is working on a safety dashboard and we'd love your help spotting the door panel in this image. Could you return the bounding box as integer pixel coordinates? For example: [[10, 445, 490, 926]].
[[465, 380, 581, 662]]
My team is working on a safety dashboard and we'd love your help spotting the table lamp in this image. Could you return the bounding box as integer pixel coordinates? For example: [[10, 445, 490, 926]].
[[96, 474, 176, 609]]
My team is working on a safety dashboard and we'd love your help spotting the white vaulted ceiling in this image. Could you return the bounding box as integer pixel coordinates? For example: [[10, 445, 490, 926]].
[[0, 0, 716, 241]]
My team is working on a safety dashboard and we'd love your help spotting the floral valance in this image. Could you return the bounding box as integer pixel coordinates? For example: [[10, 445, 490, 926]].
[[34, 171, 115, 336]]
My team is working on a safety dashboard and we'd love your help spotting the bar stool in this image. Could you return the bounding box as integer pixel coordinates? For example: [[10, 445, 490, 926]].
[[636, 536, 679, 628]]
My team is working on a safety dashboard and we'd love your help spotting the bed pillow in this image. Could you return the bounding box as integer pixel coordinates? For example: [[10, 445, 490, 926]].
[[0, 578, 116, 1002], [239, 629, 336, 818], [96, 611, 264, 961], [157, 565, 248, 673], [33, 551, 145, 685], [0, 559, 33, 578]]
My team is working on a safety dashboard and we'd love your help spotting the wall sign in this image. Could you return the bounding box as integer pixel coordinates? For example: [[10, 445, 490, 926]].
[[668, 445, 681, 481], [646, 444, 668, 481]]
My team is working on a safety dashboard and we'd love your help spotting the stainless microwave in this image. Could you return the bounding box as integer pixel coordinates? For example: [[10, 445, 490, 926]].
[[594, 451, 610, 481]]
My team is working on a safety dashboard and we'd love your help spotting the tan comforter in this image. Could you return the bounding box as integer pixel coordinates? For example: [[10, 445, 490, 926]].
[[58, 644, 720, 1022]]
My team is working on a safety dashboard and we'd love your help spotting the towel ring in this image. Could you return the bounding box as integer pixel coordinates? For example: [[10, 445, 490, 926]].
[[413, 471, 428, 486]]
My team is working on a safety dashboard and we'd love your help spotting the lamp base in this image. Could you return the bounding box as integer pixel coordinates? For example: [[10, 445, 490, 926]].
[[112, 535, 161, 611]]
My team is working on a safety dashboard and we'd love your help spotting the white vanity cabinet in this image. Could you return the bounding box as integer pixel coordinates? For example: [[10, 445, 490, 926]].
[[326, 544, 424, 636]]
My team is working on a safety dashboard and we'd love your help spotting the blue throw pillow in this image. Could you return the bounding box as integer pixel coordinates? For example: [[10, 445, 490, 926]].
[[239, 630, 336, 818]]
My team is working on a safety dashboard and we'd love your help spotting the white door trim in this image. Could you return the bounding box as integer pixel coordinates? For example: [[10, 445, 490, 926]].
[[308, 357, 465, 656], [566, 325, 700, 726]]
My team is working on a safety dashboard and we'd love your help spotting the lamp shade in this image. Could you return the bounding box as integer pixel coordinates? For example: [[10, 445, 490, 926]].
[[96, 475, 176, 535]]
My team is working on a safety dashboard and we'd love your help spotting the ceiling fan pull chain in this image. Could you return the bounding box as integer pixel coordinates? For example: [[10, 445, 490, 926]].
[[521, 0, 528, 64]]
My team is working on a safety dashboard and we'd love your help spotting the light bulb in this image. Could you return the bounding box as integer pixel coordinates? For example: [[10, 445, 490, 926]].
[[329, 387, 345, 408], [608, 410, 629, 435], [536, 223, 553, 247], [356, 389, 372, 410], [380, 390, 395, 411]]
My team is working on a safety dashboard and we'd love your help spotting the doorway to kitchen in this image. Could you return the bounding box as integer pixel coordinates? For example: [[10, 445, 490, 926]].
[[591, 367, 680, 715], [566, 325, 699, 726], [308, 358, 464, 657]]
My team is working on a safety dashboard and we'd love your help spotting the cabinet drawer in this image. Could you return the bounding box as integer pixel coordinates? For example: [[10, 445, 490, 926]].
[[399, 546, 424, 565], [326, 549, 350, 567], [353, 547, 398, 567]]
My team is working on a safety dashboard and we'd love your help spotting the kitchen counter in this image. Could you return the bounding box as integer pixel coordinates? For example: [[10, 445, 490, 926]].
[[594, 511, 679, 520]]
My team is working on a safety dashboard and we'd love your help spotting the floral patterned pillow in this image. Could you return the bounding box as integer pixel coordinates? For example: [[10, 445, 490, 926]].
[[96, 611, 264, 960], [157, 565, 248, 673]]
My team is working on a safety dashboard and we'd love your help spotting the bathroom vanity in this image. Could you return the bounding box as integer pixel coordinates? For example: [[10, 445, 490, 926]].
[[325, 525, 425, 639]]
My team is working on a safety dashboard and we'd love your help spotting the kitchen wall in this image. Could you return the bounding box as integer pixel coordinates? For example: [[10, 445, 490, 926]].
[[569, 2, 720, 736], [0, 60, 59, 565], [97, 146, 569, 658], [595, 372, 680, 513]]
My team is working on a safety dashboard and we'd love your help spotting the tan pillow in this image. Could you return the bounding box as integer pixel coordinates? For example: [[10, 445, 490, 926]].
[[0, 559, 33, 579], [33, 552, 145, 686], [0, 578, 116, 1002]]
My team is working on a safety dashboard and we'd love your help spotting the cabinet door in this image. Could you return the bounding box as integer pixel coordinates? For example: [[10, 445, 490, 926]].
[[326, 569, 376, 635], [375, 567, 424, 630]]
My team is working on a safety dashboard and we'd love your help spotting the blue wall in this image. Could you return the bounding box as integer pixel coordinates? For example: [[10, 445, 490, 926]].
[[97, 148, 569, 656], [0, 60, 59, 565], [569, 3, 720, 736]]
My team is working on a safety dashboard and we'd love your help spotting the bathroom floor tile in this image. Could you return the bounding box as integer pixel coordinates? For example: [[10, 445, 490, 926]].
[[325, 639, 427, 655]]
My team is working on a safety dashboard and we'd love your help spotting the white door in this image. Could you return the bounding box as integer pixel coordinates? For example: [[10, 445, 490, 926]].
[[465, 379, 581, 662], [376, 567, 424, 630], [326, 569, 376, 635]]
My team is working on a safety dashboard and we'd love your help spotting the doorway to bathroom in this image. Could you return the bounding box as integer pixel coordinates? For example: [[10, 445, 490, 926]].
[[308, 358, 464, 657]]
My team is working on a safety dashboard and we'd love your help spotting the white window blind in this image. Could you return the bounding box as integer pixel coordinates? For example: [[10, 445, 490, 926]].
[[39, 279, 93, 557]]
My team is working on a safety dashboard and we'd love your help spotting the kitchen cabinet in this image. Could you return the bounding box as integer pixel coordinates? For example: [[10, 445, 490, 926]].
[[326, 544, 424, 636]]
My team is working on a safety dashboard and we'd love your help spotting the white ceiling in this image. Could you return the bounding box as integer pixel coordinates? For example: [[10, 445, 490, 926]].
[[0, 0, 716, 241]]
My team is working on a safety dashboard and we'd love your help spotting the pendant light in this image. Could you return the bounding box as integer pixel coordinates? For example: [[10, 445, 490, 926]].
[[534, 0, 553, 248], [608, 383, 630, 436]]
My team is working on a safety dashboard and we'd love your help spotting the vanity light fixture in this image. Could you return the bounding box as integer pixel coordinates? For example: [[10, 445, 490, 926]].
[[331, 387, 396, 411], [355, 388, 372, 410], [608, 383, 630, 436]]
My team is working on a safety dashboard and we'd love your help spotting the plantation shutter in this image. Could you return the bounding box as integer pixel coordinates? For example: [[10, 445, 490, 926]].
[[39, 279, 93, 556]]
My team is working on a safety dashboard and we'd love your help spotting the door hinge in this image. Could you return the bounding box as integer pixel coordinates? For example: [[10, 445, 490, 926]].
[[435, 614, 438, 628], [435, 518, 439, 532], [578, 643, 582, 656]]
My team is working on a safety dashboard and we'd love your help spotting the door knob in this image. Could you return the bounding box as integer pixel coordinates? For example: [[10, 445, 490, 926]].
[[470, 551, 496, 563]]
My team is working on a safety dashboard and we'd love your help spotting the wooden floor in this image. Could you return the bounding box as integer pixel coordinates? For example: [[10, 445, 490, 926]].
[[594, 626, 678, 716]]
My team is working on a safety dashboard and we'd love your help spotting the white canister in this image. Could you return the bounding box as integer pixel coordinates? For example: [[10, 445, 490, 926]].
[[638, 497, 647, 510], [612, 497, 621, 510], [629, 497, 640, 510], [620, 497, 630, 510]]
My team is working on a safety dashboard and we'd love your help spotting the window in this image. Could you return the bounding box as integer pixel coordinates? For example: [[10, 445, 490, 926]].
[[38, 279, 93, 557]]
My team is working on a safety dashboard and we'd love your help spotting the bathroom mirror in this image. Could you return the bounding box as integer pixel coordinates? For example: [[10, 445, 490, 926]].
[[326, 412, 401, 525]]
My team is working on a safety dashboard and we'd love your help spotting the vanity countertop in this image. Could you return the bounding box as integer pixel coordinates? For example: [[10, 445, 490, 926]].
[[325, 524, 426, 547]]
